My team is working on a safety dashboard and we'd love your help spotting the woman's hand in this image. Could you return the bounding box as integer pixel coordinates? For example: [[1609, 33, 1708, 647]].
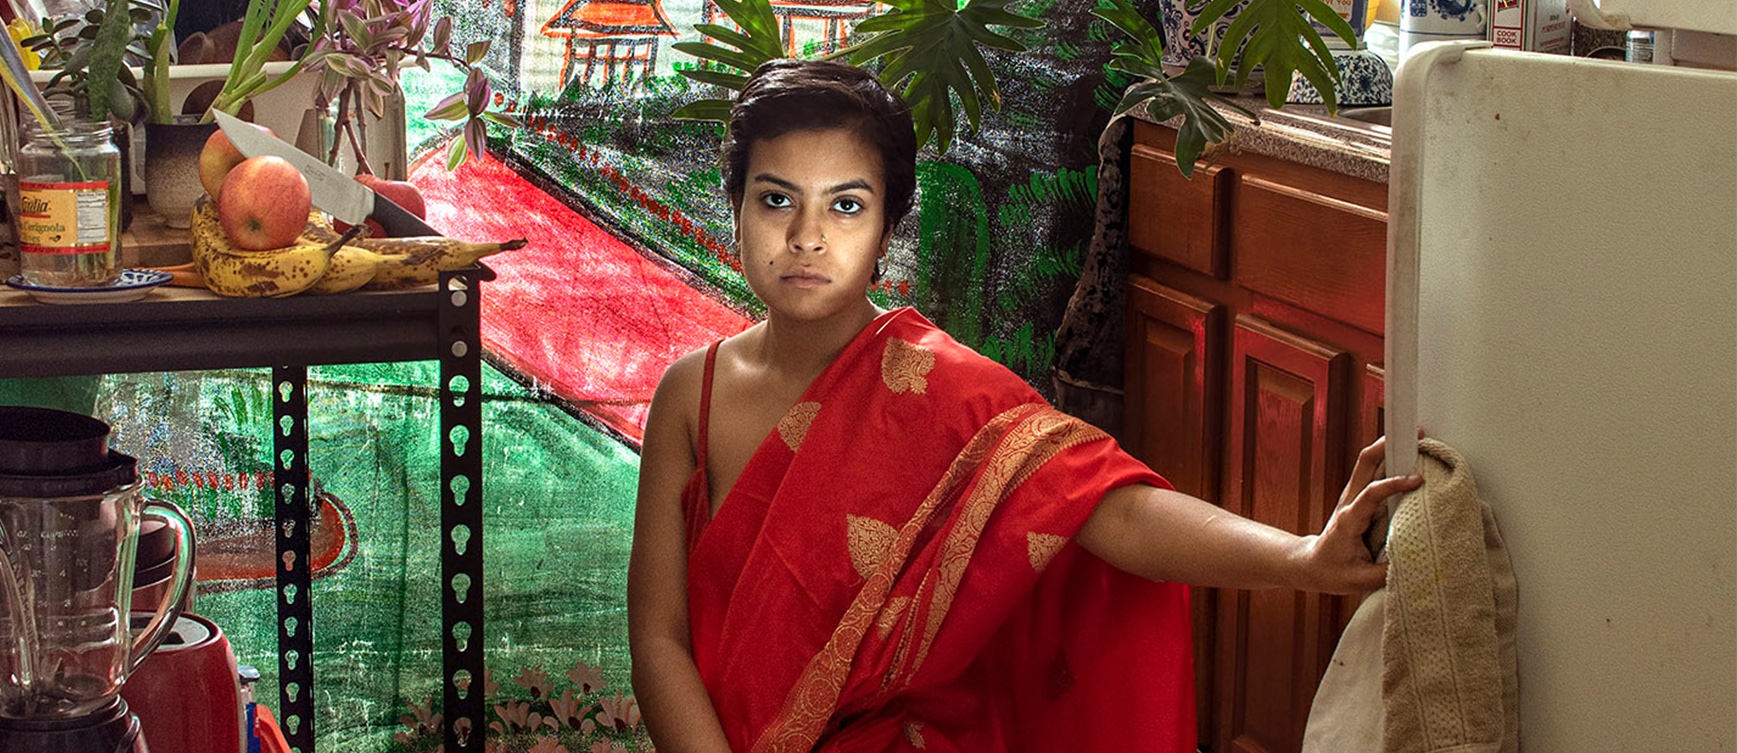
[[1288, 434, 1423, 595]]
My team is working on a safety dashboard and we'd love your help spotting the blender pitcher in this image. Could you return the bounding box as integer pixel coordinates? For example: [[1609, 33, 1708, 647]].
[[0, 406, 195, 724]]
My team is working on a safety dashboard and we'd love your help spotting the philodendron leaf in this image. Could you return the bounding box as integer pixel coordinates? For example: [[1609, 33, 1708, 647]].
[[672, 0, 783, 105], [671, 98, 733, 122], [845, 0, 1042, 152], [1090, 0, 1165, 70], [1114, 55, 1255, 178], [1192, 0, 1352, 112]]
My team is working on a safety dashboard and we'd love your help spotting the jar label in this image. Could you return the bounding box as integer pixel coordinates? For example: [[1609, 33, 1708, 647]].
[[17, 180, 112, 255]]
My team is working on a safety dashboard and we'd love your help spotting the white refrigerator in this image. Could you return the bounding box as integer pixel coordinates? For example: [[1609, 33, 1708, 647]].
[[1383, 8, 1737, 751]]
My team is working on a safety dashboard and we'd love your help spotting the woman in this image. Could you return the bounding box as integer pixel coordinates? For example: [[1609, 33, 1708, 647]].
[[628, 59, 1419, 753]]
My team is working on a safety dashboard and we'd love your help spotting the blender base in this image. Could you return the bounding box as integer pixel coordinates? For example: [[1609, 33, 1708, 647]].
[[0, 697, 146, 753]]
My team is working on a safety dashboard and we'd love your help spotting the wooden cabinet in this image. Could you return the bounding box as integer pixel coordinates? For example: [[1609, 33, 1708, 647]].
[[1122, 120, 1388, 753]]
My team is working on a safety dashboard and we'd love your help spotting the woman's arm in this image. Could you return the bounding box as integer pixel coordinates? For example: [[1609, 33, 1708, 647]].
[[627, 354, 733, 753], [1077, 434, 1422, 594]]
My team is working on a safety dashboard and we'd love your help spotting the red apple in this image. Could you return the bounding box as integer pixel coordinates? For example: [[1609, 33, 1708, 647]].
[[218, 156, 311, 250], [333, 173, 427, 238], [198, 124, 275, 201], [355, 174, 426, 219]]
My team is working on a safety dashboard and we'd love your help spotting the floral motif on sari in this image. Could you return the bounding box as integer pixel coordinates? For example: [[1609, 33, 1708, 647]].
[[777, 401, 822, 452], [881, 338, 935, 394], [753, 404, 1108, 752], [687, 308, 1194, 753]]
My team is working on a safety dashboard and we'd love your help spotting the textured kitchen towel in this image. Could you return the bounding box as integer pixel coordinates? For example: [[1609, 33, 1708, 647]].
[[1383, 438, 1519, 753], [1302, 588, 1389, 752]]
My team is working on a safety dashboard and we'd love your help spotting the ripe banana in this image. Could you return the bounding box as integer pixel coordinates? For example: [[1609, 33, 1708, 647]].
[[360, 237, 528, 290], [189, 202, 356, 298], [189, 201, 333, 274], [304, 246, 384, 295]]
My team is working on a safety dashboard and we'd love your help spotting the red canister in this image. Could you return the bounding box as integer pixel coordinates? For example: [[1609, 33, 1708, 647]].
[[122, 613, 245, 753]]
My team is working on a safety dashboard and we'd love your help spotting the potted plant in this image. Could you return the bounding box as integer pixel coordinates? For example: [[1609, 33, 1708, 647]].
[[673, 0, 1357, 175], [139, 0, 317, 227], [300, 0, 520, 176], [8, 0, 160, 232]]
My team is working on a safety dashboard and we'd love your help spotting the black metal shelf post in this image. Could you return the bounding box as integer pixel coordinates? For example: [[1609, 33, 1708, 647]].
[[439, 267, 487, 752], [0, 266, 494, 753], [272, 365, 314, 750]]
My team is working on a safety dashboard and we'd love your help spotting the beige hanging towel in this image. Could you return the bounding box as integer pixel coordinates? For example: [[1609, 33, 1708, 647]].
[[1303, 438, 1519, 753]]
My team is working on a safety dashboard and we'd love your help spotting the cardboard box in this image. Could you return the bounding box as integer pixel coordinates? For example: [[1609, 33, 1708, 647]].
[[1489, 0, 1573, 53]]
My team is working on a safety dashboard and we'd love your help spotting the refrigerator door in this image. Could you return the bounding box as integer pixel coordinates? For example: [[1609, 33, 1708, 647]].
[[1386, 43, 1736, 751]]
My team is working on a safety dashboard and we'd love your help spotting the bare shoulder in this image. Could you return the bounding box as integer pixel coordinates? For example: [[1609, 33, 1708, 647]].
[[646, 345, 712, 454]]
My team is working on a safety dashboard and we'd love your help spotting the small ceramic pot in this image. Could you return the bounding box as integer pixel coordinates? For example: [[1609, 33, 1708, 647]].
[[144, 116, 218, 229], [1157, 0, 1250, 69], [1288, 48, 1394, 106], [1399, 0, 1487, 53]]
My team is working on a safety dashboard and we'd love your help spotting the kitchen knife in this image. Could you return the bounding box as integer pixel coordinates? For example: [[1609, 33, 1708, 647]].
[[212, 110, 434, 238]]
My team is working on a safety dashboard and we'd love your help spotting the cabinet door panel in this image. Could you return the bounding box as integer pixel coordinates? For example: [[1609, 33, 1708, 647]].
[[1124, 276, 1224, 500], [1124, 276, 1225, 743], [1231, 175, 1387, 335], [1129, 145, 1230, 278], [1216, 316, 1350, 753]]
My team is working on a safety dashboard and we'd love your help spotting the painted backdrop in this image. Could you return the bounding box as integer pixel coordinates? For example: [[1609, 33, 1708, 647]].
[[90, 1, 1147, 750]]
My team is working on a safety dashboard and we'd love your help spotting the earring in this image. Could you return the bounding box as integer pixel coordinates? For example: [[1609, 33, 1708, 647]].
[[872, 257, 885, 284]]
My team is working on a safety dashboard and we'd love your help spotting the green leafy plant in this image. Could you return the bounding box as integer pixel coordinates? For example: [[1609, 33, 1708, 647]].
[[668, 0, 782, 124], [204, 0, 324, 121], [1198, 0, 1356, 105], [671, 0, 1041, 153], [842, 0, 1041, 153], [302, 0, 524, 171], [675, 0, 1355, 170], [139, 0, 180, 123], [1094, 0, 1354, 176], [19, 0, 159, 122]]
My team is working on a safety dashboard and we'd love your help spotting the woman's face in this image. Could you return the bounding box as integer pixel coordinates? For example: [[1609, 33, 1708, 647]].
[[735, 127, 887, 323]]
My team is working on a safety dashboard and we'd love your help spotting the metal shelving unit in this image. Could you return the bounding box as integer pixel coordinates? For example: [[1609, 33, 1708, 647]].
[[0, 266, 493, 753]]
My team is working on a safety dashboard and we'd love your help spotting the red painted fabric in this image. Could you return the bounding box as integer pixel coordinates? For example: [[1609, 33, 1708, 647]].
[[410, 148, 751, 443], [685, 308, 1195, 752]]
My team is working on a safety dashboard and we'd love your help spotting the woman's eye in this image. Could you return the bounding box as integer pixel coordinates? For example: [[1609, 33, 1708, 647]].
[[761, 193, 791, 208], [833, 197, 862, 214]]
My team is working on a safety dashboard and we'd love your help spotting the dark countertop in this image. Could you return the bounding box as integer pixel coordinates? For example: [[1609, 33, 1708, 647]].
[[1129, 94, 1394, 184]]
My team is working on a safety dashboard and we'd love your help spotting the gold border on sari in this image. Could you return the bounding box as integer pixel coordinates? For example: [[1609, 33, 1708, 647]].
[[750, 403, 1107, 752]]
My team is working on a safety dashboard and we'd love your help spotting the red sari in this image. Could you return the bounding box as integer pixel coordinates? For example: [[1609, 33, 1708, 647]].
[[685, 308, 1193, 752]]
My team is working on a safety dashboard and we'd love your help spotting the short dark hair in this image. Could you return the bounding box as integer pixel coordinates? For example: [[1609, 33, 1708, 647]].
[[721, 59, 918, 236]]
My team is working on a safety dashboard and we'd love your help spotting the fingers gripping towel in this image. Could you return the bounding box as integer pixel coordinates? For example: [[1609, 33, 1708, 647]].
[[1303, 438, 1519, 753]]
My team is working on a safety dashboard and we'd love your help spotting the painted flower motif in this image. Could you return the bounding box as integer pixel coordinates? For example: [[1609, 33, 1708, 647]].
[[594, 693, 641, 733], [591, 742, 629, 753], [492, 700, 533, 733], [399, 696, 442, 736], [565, 660, 607, 695], [549, 687, 587, 730], [529, 738, 570, 753], [514, 664, 555, 699]]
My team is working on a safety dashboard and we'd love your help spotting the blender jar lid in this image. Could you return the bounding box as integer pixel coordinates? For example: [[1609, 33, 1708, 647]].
[[0, 450, 138, 498], [0, 406, 112, 474]]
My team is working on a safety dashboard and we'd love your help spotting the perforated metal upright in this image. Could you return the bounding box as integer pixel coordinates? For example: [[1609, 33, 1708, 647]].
[[272, 365, 315, 751], [438, 265, 491, 752]]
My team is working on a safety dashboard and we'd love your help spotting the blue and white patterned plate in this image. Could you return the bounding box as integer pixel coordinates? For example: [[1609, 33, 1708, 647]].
[[5, 269, 173, 304]]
